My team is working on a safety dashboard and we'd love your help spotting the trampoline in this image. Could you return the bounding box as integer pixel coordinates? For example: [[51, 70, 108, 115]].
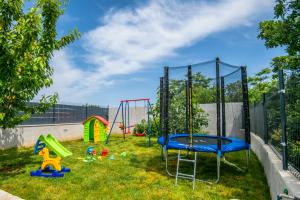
[[158, 134, 249, 154], [158, 58, 251, 189]]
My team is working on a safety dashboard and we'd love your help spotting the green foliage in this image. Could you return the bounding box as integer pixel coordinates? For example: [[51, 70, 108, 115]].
[[258, 0, 300, 71], [248, 68, 277, 104], [133, 118, 160, 136], [192, 72, 216, 103], [133, 119, 147, 134], [155, 71, 248, 133], [168, 77, 210, 133], [0, 0, 80, 128], [154, 72, 213, 134], [285, 72, 300, 138], [224, 81, 242, 102], [257, 0, 300, 143]]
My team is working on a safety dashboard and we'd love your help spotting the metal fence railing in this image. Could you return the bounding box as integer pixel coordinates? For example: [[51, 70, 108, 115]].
[[250, 101, 265, 142], [21, 103, 109, 125], [250, 69, 300, 178], [285, 70, 300, 176]]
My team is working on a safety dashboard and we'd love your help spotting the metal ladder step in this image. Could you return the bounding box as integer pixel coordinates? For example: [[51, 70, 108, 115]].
[[177, 173, 194, 178], [177, 175, 194, 180], [175, 150, 198, 190], [178, 158, 196, 163]]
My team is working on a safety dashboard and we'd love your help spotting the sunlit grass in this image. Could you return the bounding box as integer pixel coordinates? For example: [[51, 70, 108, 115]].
[[0, 135, 270, 200]]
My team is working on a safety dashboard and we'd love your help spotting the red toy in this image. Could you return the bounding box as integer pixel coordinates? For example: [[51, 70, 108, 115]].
[[135, 133, 145, 137], [101, 149, 108, 157]]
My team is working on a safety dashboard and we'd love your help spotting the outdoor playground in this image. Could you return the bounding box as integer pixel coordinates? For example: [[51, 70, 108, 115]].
[[0, 136, 269, 199], [0, 59, 273, 200], [1, 1, 300, 199]]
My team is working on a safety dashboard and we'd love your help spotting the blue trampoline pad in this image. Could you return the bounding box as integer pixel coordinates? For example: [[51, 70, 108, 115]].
[[158, 134, 249, 154]]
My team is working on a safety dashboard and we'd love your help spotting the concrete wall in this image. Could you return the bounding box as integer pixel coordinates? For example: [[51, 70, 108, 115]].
[[0, 103, 242, 148], [108, 106, 148, 134], [0, 123, 83, 149], [0, 107, 147, 149], [200, 103, 243, 137], [251, 133, 300, 200], [108, 103, 243, 135]]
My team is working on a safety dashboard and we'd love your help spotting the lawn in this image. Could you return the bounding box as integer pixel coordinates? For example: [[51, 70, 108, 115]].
[[0, 135, 270, 200]]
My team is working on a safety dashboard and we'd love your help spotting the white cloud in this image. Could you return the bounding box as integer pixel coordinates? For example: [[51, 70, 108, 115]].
[[82, 0, 273, 78], [37, 49, 114, 103], [42, 0, 273, 103]]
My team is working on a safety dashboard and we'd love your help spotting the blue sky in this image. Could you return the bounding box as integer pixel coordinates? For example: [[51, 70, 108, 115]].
[[35, 0, 284, 106]]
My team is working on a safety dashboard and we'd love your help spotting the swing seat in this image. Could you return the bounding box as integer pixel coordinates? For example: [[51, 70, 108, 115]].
[[135, 133, 145, 137], [125, 129, 131, 134]]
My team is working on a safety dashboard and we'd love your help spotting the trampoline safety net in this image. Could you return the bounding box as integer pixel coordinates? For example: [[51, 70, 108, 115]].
[[160, 58, 250, 149]]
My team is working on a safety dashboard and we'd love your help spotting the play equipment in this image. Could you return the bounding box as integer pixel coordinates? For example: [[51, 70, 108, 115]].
[[109, 155, 115, 160], [101, 148, 108, 157], [159, 58, 251, 189], [30, 134, 72, 177], [83, 146, 97, 162], [120, 152, 127, 159], [135, 133, 146, 137], [83, 115, 109, 143], [39, 148, 62, 171], [106, 98, 152, 145], [87, 146, 96, 156]]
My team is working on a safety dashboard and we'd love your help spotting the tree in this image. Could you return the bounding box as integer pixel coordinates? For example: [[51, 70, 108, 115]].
[[248, 68, 277, 104], [0, 0, 80, 128], [154, 72, 210, 134], [258, 0, 300, 142], [258, 0, 300, 71]]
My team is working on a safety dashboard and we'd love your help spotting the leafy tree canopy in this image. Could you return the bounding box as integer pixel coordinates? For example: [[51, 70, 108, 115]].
[[248, 68, 277, 104], [0, 0, 80, 128], [258, 0, 300, 71]]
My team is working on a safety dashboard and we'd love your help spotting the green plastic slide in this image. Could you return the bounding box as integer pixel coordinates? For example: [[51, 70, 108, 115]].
[[38, 134, 72, 158]]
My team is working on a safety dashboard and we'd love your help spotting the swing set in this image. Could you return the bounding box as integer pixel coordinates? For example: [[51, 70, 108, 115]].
[[105, 98, 152, 146]]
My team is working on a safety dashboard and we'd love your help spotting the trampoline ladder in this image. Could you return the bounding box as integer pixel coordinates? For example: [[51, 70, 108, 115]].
[[175, 150, 197, 190]]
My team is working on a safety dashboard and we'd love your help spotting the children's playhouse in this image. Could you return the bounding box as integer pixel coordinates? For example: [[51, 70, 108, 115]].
[[83, 116, 109, 143]]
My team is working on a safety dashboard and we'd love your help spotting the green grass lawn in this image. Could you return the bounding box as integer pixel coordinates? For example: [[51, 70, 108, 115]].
[[0, 135, 270, 200]]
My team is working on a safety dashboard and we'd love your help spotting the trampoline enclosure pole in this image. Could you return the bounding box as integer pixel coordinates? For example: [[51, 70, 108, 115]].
[[160, 77, 164, 137], [164, 66, 169, 145], [185, 80, 189, 135], [216, 57, 221, 151], [241, 66, 251, 145], [188, 65, 192, 146], [221, 76, 226, 137]]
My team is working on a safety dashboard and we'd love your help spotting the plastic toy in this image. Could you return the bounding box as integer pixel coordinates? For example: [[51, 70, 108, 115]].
[[30, 166, 70, 178], [120, 152, 127, 159], [87, 146, 97, 156], [101, 148, 108, 157], [83, 116, 109, 143], [39, 148, 62, 171], [109, 155, 115, 160], [30, 134, 72, 178], [83, 146, 97, 162]]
